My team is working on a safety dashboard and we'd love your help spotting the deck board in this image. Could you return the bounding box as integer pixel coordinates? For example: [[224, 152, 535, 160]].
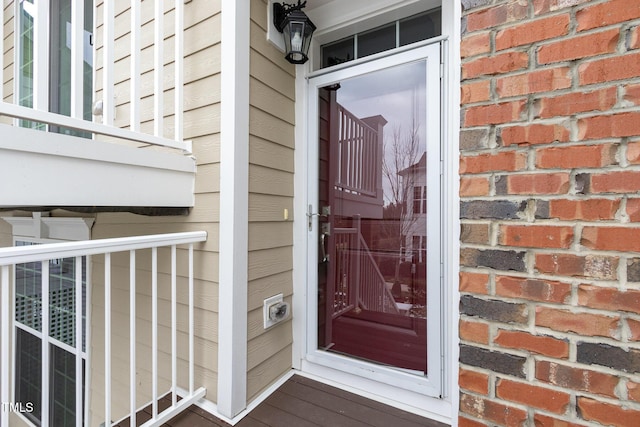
[[114, 374, 449, 427]]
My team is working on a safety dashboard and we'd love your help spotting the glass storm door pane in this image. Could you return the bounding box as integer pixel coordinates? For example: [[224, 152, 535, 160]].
[[317, 61, 429, 375]]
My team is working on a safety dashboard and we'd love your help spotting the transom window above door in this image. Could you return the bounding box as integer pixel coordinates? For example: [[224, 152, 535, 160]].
[[320, 8, 441, 68]]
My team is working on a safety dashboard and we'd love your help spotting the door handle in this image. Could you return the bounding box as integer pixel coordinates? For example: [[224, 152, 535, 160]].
[[308, 205, 331, 230], [321, 232, 329, 262]]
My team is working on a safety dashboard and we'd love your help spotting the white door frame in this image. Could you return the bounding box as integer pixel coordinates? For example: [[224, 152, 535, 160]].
[[292, 2, 461, 423], [294, 41, 454, 422]]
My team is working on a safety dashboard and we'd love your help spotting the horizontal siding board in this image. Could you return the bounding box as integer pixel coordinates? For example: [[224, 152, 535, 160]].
[[249, 164, 294, 197], [248, 222, 293, 251], [250, 77, 295, 124], [249, 135, 294, 171], [248, 194, 293, 222], [247, 345, 292, 401], [248, 271, 293, 311], [249, 106, 294, 148], [247, 319, 293, 369], [248, 246, 293, 281]]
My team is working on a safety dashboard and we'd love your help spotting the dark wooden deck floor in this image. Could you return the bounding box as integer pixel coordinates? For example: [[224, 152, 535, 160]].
[[115, 374, 449, 427]]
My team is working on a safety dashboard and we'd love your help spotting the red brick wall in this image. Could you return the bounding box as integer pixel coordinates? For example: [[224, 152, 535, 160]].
[[459, 0, 640, 425]]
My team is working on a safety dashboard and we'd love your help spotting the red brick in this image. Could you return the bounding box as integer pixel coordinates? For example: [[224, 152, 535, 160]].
[[461, 80, 491, 104], [496, 14, 570, 50], [624, 83, 640, 106], [496, 275, 572, 303], [534, 0, 592, 15], [630, 25, 640, 50], [464, 101, 527, 127], [500, 123, 570, 146], [461, 31, 491, 58], [549, 198, 620, 221], [535, 306, 620, 338], [536, 361, 619, 398], [533, 413, 588, 427], [461, 223, 491, 245], [505, 173, 570, 195], [577, 397, 640, 427], [458, 416, 486, 427], [536, 144, 617, 169], [460, 319, 490, 344], [579, 52, 640, 85], [627, 141, 640, 164], [582, 226, 640, 251], [535, 253, 619, 280], [629, 318, 640, 341], [591, 171, 640, 193], [496, 379, 570, 414], [536, 87, 617, 118], [578, 112, 640, 140], [499, 224, 574, 249], [462, 51, 529, 79], [459, 367, 490, 395], [627, 198, 640, 221], [460, 393, 528, 426], [538, 29, 619, 64], [628, 381, 640, 402], [466, 2, 529, 32], [579, 284, 640, 315], [460, 151, 526, 174], [497, 67, 571, 98], [577, 0, 640, 32], [460, 177, 490, 197], [494, 330, 569, 358], [460, 271, 490, 294]]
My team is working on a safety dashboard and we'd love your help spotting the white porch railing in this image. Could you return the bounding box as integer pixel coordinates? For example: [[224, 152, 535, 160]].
[[333, 220, 399, 318], [0, 231, 207, 427], [0, 0, 190, 154]]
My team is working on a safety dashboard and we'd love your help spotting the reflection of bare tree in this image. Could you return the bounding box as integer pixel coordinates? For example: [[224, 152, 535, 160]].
[[381, 116, 423, 292]]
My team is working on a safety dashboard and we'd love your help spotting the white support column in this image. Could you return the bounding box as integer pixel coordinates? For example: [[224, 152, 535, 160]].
[[70, 0, 84, 119], [218, 0, 250, 419], [102, 0, 115, 125], [188, 244, 194, 394]]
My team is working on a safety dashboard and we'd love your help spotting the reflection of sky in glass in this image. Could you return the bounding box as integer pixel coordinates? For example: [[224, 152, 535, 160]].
[[336, 61, 427, 153]]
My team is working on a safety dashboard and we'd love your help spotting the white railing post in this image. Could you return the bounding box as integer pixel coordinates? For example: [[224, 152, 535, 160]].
[[129, 250, 136, 427], [70, 0, 85, 120], [174, 0, 184, 143], [104, 253, 111, 426], [33, 1, 50, 114], [41, 260, 50, 426], [1, 266, 10, 427], [75, 256, 83, 427], [154, 0, 164, 138], [188, 244, 194, 394], [130, 0, 141, 133], [151, 247, 158, 418], [171, 245, 177, 406], [102, 0, 115, 126]]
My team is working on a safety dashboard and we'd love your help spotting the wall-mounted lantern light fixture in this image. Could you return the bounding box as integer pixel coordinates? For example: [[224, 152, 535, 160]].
[[273, 1, 316, 64]]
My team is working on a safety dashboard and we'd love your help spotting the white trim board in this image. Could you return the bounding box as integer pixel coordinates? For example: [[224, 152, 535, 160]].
[[217, 0, 250, 419]]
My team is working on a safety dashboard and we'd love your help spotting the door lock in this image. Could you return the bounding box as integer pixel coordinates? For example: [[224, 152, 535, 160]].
[[307, 204, 331, 230]]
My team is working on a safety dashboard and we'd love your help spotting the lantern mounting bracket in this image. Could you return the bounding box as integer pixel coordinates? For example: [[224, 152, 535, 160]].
[[273, 1, 308, 32]]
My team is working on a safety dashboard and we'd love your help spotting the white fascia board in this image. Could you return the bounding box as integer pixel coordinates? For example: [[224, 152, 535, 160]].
[[0, 126, 196, 207], [218, 0, 250, 419]]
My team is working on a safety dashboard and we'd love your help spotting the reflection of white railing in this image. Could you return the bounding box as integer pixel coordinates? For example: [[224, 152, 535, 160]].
[[333, 221, 398, 318], [336, 104, 379, 197], [0, 1, 190, 154], [0, 232, 207, 427]]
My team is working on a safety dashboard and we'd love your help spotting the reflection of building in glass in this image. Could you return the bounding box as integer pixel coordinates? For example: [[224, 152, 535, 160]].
[[400, 153, 427, 263]]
